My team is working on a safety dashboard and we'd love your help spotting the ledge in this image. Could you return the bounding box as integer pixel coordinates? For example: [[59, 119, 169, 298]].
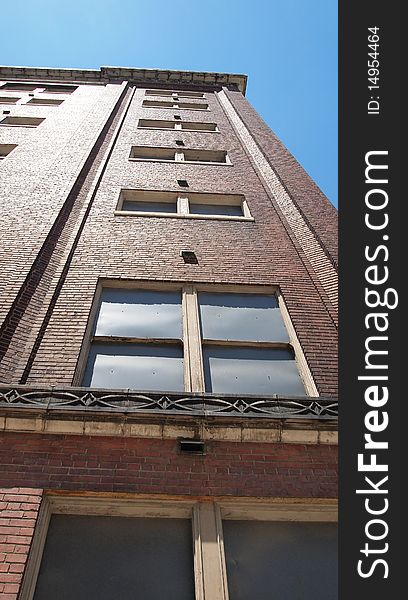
[[0, 385, 338, 443], [0, 65, 248, 94]]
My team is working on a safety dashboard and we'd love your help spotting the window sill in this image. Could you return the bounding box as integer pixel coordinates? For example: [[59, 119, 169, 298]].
[[128, 158, 232, 166], [114, 210, 254, 222], [137, 127, 220, 133]]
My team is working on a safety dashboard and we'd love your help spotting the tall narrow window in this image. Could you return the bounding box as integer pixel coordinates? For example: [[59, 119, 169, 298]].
[[83, 289, 184, 392]]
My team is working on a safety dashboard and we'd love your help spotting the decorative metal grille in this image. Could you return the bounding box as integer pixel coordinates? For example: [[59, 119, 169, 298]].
[[0, 385, 338, 419]]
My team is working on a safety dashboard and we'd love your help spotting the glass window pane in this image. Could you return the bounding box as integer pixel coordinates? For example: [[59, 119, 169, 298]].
[[34, 515, 195, 600], [199, 293, 289, 342], [189, 203, 243, 216], [83, 343, 184, 392], [122, 200, 177, 213], [203, 346, 305, 396], [223, 520, 338, 600], [95, 289, 182, 338]]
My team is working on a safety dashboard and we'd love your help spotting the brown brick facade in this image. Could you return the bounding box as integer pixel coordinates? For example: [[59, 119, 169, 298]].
[[0, 67, 337, 598], [0, 434, 337, 498]]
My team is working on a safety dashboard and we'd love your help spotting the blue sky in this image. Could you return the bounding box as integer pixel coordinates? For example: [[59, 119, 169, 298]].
[[0, 0, 337, 207]]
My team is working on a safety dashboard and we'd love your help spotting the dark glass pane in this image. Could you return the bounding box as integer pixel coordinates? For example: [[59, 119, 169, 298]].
[[34, 515, 195, 600], [189, 203, 243, 216], [95, 289, 181, 338], [223, 520, 338, 600], [199, 293, 289, 342], [122, 200, 177, 213], [83, 343, 184, 392], [203, 346, 305, 396]]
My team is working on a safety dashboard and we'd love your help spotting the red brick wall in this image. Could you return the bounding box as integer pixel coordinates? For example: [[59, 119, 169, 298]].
[[16, 86, 337, 395], [0, 487, 42, 600], [0, 433, 337, 498]]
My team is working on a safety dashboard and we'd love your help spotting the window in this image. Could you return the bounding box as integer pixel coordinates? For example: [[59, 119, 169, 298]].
[[26, 98, 63, 106], [129, 146, 230, 165], [0, 144, 17, 159], [138, 119, 218, 132], [22, 495, 337, 600], [0, 82, 77, 94], [0, 96, 20, 104], [33, 514, 195, 600], [80, 285, 308, 396], [143, 100, 209, 111], [199, 293, 305, 395], [0, 116, 45, 127], [145, 89, 205, 99], [223, 520, 337, 600], [82, 288, 184, 392], [115, 190, 252, 220]]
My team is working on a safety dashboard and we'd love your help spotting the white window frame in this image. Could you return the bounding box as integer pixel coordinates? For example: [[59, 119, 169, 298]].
[[145, 89, 206, 99], [142, 99, 209, 111], [0, 82, 77, 95], [19, 494, 337, 600], [115, 189, 253, 221], [137, 118, 219, 133], [129, 146, 231, 166], [75, 282, 317, 396]]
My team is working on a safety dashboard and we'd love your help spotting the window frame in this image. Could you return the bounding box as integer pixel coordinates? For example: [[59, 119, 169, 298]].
[[129, 145, 231, 166], [19, 493, 337, 600], [0, 115, 45, 128], [137, 118, 219, 132], [0, 144, 18, 160], [75, 281, 317, 396], [142, 99, 209, 111], [115, 189, 253, 221], [145, 89, 206, 99]]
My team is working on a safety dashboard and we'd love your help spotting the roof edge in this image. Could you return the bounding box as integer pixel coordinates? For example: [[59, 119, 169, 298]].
[[0, 65, 248, 94]]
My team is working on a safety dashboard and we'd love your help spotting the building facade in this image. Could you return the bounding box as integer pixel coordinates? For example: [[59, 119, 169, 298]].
[[0, 66, 338, 599]]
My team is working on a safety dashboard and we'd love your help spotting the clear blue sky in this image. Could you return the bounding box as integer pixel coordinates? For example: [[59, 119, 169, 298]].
[[0, 0, 337, 207]]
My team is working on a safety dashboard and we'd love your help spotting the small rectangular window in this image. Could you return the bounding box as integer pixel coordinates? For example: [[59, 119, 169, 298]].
[[129, 146, 229, 165], [0, 116, 45, 127], [129, 146, 176, 161], [0, 96, 20, 104], [0, 144, 17, 159], [119, 190, 178, 214], [138, 119, 218, 132], [142, 100, 208, 111], [145, 89, 205, 99], [1, 82, 38, 92], [26, 98, 63, 106], [116, 190, 250, 220], [40, 84, 77, 94], [1, 82, 77, 94]]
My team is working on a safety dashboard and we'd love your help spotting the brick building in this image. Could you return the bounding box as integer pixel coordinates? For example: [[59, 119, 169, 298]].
[[0, 66, 338, 599]]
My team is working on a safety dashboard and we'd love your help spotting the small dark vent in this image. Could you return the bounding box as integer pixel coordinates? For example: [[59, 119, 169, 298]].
[[180, 250, 198, 264], [177, 179, 189, 187], [178, 439, 205, 454], [175, 140, 185, 146], [174, 115, 182, 120]]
